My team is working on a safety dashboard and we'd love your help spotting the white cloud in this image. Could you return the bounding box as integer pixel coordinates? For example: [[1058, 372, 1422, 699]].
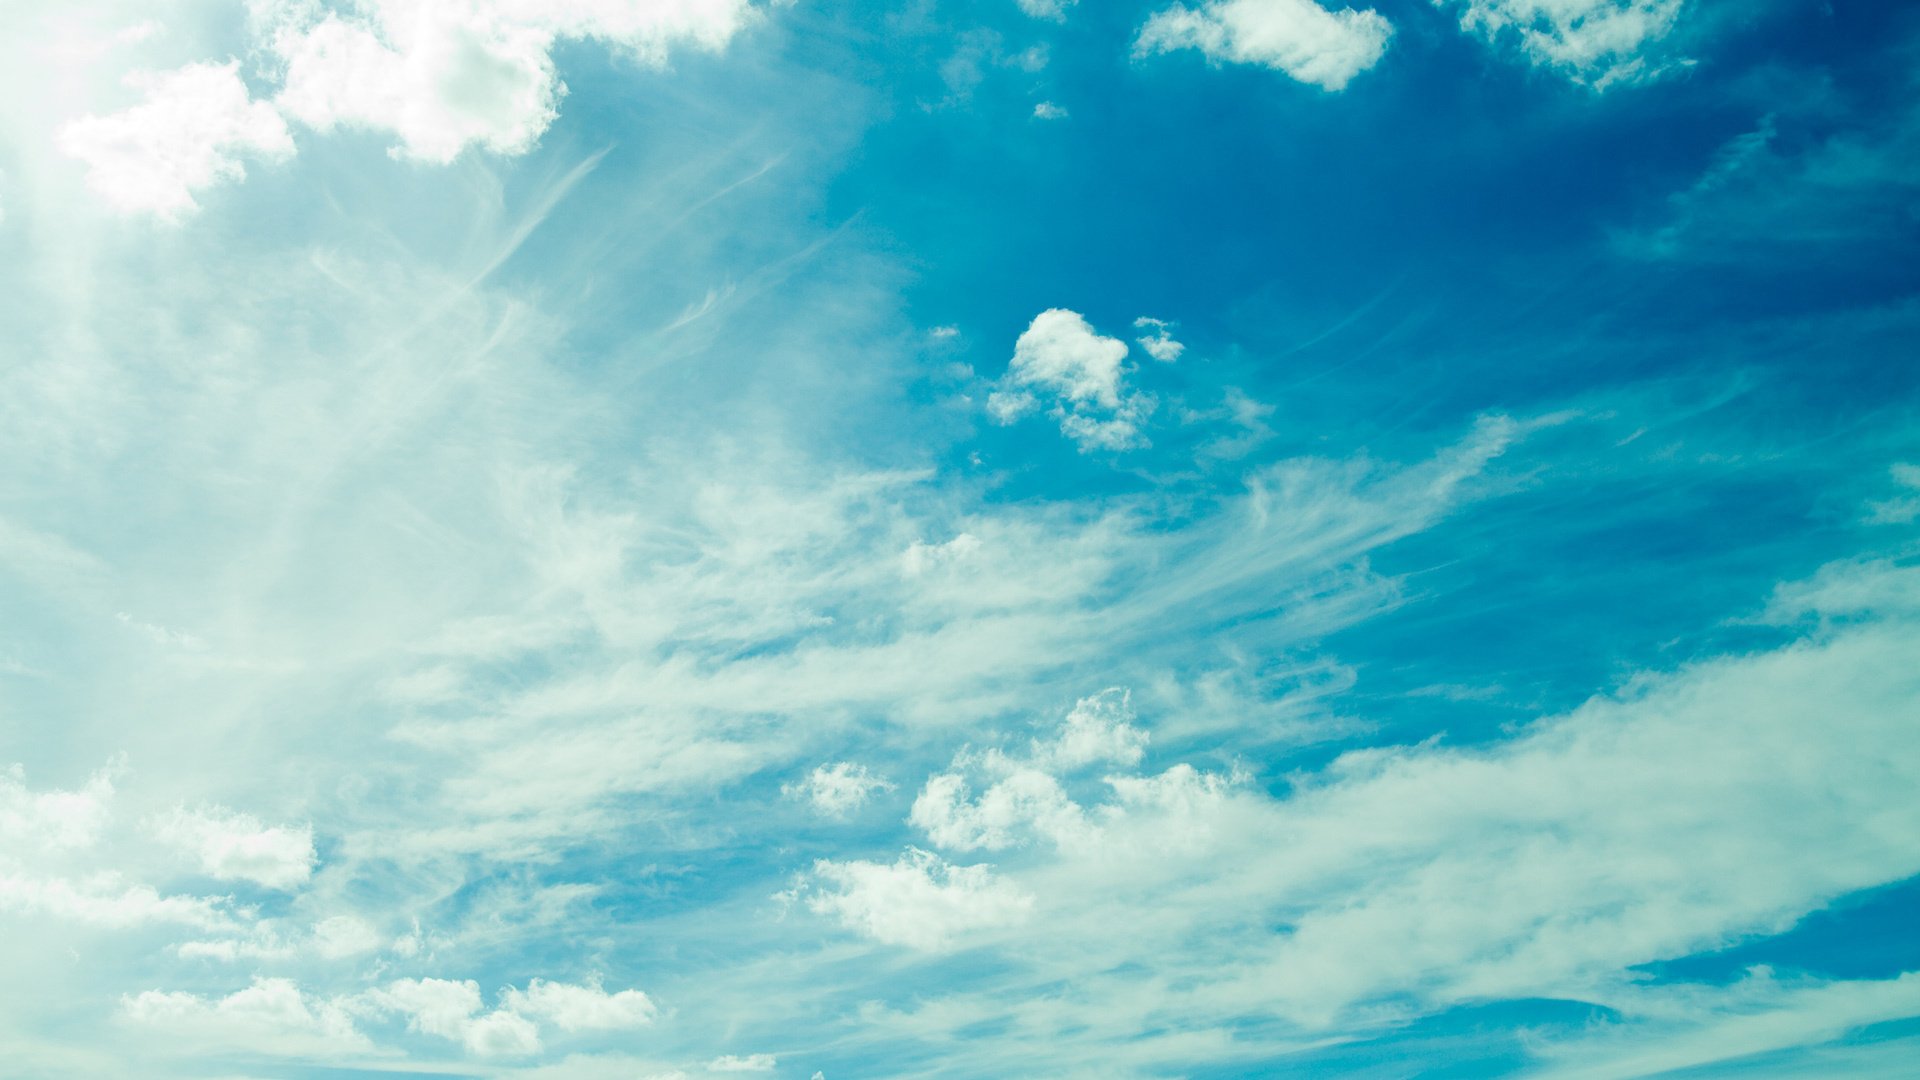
[[152, 805, 316, 890], [263, 0, 761, 164], [312, 914, 383, 958], [57, 60, 294, 219], [0, 872, 231, 929], [1016, 0, 1077, 20], [908, 690, 1225, 855], [708, 1053, 776, 1072], [802, 847, 1033, 951], [121, 977, 371, 1056], [1866, 462, 1920, 525], [1438, 0, 1686, 86], [1032, 100, 1068, 120], [1132, 317, 1185, 362], [500, 978, 658, 1031], [1534, 971, 1920, 1080], [372, 977, 542, 1056], [1135, 0, 1393, 92], [0, 762, 119, 850], [1037, 688, 1148, 770], [784, 762, 894, 817], [911, 767, 1090, 852], [988, 308, 1153, 451]]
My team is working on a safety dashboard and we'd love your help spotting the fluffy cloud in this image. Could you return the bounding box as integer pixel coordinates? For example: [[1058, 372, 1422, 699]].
[[1135, 0, 1393, 91], [365, 975, 657, 1056], [152, 805, 316, 890], [911, 767, 1090, 852], [0, 762, 118, 850], [372, 977, 543, 1056], [784, 762, 895, 817], [121, 977, 371, 1056], [802, 847, 1033, 951], [1438, 0, 1686, 86], [1038, 688, 1148, 770], [908, 689, 1225, 854], [56, 61, 294, 219], [988, 308, 1152, 451], [1132, 317, 1185, 363], [262, 0, 762, 163], [707, 1053, 777, 1071], [500, 978, 658, 1031]]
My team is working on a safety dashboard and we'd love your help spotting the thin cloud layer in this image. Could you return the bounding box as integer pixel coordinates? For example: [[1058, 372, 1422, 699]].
[[3, 0, 1916, 1075]]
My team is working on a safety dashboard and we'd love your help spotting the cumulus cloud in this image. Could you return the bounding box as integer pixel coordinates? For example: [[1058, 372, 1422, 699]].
[[1032, 100, 1068, 120], [1438, 0, 1686, 86], [0, 762, 119, 850], [908, 689, 1224, 854], [784, 762, 894, 817], [802, 847, 1033, 951], [261, 0, 761, 163], [988, 308, 1153, 451], [364, 975, 657, 1056], [152, 805, 316, 890], [1135, 0, 1393, 92], [1132, 317, 1185, 363], [500, 977, 658, 1031], [57, 61, 294, 219], [1037, 688, 1149, 770], [122, 977, 371, 1056], [372, 977, 543, 1056], [708, 1053, 777, 1072], [911, 767, 1090, 852]]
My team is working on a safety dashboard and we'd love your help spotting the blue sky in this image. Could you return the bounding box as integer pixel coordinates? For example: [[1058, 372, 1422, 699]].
[[1, 0, 1917, 1076]]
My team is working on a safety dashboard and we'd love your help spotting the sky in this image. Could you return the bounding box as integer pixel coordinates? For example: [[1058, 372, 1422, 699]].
[[0, 0, 1917, 1077]]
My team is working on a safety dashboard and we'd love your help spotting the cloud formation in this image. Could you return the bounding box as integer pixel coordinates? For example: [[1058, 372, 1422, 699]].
[[1439, 0, 1687, 85], [988, 308, 1153, 451], [57, 61, 293, 219], [1136, 0, 1393, 91], [152, 805, 316, 890]]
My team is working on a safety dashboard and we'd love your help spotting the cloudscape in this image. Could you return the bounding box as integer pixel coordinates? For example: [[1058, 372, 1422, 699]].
[[2, 1, 1917, 1076]]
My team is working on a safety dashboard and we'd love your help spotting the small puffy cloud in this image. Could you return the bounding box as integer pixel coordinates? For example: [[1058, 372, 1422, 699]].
[[372, 977, 542, 1056], [1132, 317, 1185, 362], [1439, 0, 1685, 86], [122, 977, 370, 1055], [901, 532, 981, 577], [784, 762, 894, 817], [263, 0, 761, 164], [988, 308, 1152, 452], [708, 1054, 776, 1072], [153, 805, 316, 890], [57, 60, 294, 219], [803, 847, 1032, 951], [1040, 688, 1149, 770], [1136, 0, 1393, 92], [0, 762, 119, 850], [500, 978, 657, 1031], [1032, 100, 1068, 120]]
